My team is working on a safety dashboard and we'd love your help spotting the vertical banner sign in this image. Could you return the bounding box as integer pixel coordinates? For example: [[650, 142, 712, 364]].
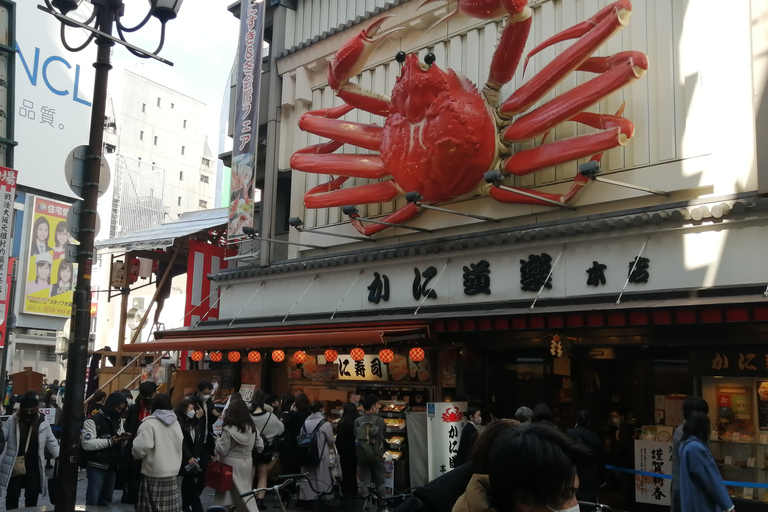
[[228, 0, 266, 239], [23, 196, 77, 317], [0, 257, 16, 348], [426, 402, 467, 481], [634, 440, 672, 506], [0, 168, 17, 332]]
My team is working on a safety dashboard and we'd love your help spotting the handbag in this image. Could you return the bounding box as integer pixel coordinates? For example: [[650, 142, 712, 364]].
[[11, 426, 33, 477], [204, 460, 234, 492], [329, 447, 342, 481]]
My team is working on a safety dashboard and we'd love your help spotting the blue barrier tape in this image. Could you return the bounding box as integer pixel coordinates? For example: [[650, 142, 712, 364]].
[[606, 465, 768, 489]]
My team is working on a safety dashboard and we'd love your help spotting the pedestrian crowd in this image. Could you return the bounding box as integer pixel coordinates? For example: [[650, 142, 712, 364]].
[[0, 381, 737, 512]]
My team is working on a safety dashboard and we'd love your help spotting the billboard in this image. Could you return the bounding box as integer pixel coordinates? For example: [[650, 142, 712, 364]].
[[15, 1, 94, 197], [23, 197, 77, 317], [228, 0, 265, 238]]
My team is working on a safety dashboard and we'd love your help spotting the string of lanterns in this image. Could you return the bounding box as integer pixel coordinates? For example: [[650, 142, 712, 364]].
[[189, 346, 425, 364]]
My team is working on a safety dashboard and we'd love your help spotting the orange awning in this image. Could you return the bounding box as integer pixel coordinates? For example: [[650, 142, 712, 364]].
[[122, 324, 428, 353]]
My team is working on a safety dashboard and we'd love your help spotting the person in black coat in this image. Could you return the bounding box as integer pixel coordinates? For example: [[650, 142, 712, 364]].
[[176, 399, 205, 512], [335, 402, 359, 495], [279, 393, 310, 478], [565, 410, 606, 509], [455, 406, 482, 467], [119, 381, 157, 504], [395, 419, 519, 512], [188, 380, 220, 496]]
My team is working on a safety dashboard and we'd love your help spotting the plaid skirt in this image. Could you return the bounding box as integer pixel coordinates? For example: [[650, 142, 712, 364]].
[[137, 475, 180, 512]]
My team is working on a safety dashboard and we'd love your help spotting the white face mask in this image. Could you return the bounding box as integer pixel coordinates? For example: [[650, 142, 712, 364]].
[[474, 416, 482, 425], [613, 417, 622, 427], [186, 410, 195, 418], [201, 394, 211, 401], [548, 505, 580, 512]]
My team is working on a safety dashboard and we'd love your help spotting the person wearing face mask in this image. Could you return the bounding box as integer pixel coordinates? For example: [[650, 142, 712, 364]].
[[453, 424, 591, 512], [455, 406, 483, 467], [81, 391, 129, 507], [120, 381, 157, 505], [189, 380, 219, 496], [175, 399, 205, 512], [0, 390, 59, 510]]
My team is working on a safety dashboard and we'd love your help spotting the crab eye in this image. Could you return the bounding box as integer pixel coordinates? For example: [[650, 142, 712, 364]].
[[395, 51, 406, 63], [424, 53, 436, 66]]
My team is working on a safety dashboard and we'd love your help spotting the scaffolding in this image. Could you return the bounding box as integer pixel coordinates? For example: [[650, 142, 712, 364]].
[[111, 155, 166, 238]]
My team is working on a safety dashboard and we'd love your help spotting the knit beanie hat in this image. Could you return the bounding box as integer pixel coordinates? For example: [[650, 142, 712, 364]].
[[20, 391, 39, 409]]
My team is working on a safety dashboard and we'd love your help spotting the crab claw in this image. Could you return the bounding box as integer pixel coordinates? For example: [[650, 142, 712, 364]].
[[328, 15, 404, 91]]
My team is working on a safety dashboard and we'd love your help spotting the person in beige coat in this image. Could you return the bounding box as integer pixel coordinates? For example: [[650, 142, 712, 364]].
[[214, 399, 262, 512]]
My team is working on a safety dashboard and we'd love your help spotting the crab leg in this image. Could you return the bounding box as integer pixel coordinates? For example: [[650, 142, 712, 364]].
[[488, 173, 590, 206], [503, 114, 633, 176], [298, 114, 383, 152], [502, 52, 647, 142], [304, 180, 400, 209], [327, 15, 402, 117], [291, 153, 388, 179], [500, 0, 633, 118], [485, 4, 532, 101], [350, 204, 420, 237]]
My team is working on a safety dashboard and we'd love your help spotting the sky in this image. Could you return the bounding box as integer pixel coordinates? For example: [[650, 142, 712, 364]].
[[109, 1, 241, 151]]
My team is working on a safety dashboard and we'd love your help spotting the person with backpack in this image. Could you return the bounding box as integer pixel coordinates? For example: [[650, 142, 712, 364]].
[[251, 397, 285, 510], [81, 392, 129, 507], [354, 395, 387, 497], [297, 400, 335, 509]]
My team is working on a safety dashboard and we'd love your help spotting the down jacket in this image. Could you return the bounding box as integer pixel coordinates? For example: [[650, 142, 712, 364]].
[[0, 413, 60, 497]]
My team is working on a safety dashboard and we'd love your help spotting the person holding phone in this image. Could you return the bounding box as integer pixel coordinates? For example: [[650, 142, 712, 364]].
[[81, 392, 129, 507]]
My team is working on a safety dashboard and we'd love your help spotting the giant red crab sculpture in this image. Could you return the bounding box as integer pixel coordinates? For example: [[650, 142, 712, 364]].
[[290, 0, 648, 236]]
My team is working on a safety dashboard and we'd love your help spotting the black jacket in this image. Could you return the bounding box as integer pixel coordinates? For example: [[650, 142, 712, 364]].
[[82, 410, 122, 470], [565, 425, 606, 501], [395, 462, 474, 512], [455, 423, 479, 468], [176, 412, 202, 473], [188, 393, 217, 460]]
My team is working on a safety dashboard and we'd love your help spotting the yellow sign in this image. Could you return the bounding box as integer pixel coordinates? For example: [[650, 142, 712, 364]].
[[23, 197, 77, 317]]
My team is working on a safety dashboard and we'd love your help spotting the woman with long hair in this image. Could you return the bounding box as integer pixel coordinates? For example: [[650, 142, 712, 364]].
[[298, 401, 335, 508], [213, 399, 262, 512], [51, 260, 73, 296], [251, 397, 285, 509], [335, 402, 359, 495], [678, 411, 734, 512], [279, 392, 295, 420], [29, 217, 51, 256], [175, 399, 204, 512], [52, 221, 68, 257]]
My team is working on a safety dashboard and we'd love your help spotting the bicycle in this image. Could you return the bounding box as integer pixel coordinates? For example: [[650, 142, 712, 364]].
[[205, 473, 312, 512], [577, 501, 615, 512], [355, 484, 413, 512]]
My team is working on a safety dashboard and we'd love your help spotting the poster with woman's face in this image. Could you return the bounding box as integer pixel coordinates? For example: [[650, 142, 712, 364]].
[[23, 197, 78, 317]]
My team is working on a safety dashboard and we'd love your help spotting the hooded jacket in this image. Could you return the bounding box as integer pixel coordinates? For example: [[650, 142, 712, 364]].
[[452, 474, 497, 512], [215, 424, 259, 460], [132, 410, 184, 478]]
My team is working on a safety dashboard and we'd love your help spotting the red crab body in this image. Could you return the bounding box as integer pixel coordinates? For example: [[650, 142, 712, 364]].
[[290, 1, 648, 236], [382, 54, 497, 202]]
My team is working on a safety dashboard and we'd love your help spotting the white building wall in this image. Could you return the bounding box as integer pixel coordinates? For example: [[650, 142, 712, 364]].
[[113, 69, 215, 221], [276, 0, 759, 251]]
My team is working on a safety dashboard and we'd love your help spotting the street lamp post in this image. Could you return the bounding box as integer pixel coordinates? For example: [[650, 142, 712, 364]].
[[39, 1, 182, 510]]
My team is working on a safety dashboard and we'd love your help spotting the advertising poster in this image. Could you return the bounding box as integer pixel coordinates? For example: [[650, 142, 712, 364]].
[[756, 382, 768, 431], [717, 385, 752, 421], [23, 197, 76, 317], [426, 402, 467, 481], [228, 0, 265, 238], [634, 440, 672, 506]]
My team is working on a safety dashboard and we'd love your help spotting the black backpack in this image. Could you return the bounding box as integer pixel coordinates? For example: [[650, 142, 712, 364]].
[[295, 419, 327, 467]]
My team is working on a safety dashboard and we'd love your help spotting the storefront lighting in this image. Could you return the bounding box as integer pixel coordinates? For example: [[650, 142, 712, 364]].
[[409, 347, 425, 362], [210, 351, 222, 362], [272, 350, 285, 363], [228, 351, 241, 363], [294, 350, 307, 364], [351, 347, 365, 361], [324, 349, 338, 363], [190, 350, 204, 362], [379, 348, 394, 364], [248, 351, 262, 363]]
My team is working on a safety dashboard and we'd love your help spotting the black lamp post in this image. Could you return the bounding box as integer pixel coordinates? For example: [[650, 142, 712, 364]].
[[39, 1, 182, 510]]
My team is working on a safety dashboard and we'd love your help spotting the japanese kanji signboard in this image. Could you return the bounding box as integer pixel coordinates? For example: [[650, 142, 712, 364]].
[[634, 440, 671, 506], [0, 167, 17, 330], [426, 402, 467, 481]]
